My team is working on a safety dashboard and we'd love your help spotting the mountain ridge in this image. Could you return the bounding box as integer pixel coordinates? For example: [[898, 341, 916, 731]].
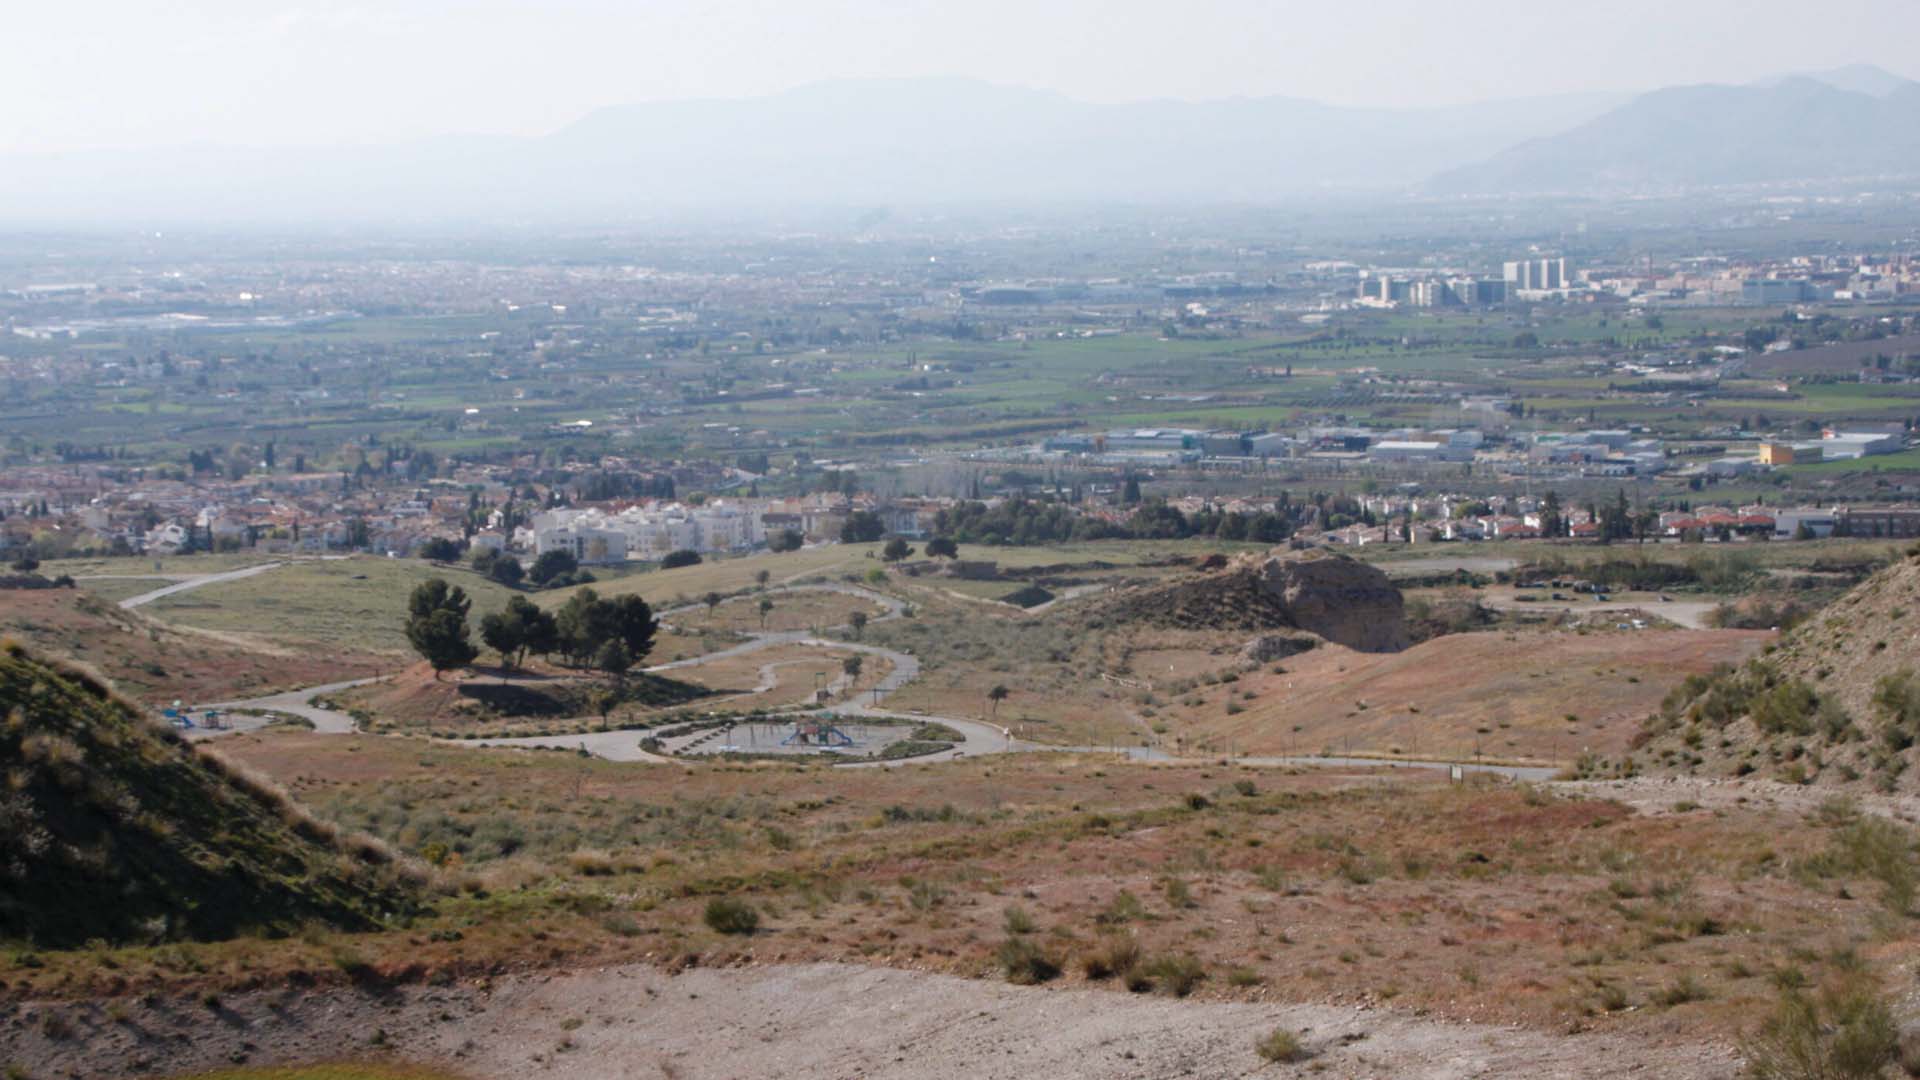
[[0, 69, 1915, 221]]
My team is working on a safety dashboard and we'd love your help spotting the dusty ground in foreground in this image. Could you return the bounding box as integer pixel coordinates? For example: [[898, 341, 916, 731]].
[[3, 961, 1740, 1080]]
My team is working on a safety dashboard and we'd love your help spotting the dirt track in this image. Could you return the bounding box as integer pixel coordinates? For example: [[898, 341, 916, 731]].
[[3, 961, 1740, 1079]]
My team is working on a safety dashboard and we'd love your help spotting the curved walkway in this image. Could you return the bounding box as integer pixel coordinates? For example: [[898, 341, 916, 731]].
[[184, 677, 381, 740], [187, 581, 1551, 779]]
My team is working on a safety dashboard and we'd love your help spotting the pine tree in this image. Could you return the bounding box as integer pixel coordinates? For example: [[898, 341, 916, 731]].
[[405, 578, 478, 679]]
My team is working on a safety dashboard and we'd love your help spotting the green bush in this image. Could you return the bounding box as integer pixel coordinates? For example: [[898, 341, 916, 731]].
[[1752, 679, 1820, 737], [703, 897, 760, 935]]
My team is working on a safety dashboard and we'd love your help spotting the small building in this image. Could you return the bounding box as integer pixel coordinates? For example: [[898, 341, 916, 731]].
[[1773, 508, 1839, 539], [1757, 443, 1796, 467]]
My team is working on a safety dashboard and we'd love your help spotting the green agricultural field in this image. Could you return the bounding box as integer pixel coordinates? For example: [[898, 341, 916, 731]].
[[1784, 448, 1920, 475]]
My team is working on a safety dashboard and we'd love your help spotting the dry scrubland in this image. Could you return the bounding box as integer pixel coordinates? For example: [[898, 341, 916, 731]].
[[1631, 545, 1920, 795], [8, 730, 1920, 1077], [145, 558, 525, 655], [863, 584, 1762, 763], [0, 588, 384, 705], [16, 538, 1920, 1078], [662, 589, 888, 635], [1181, 627, 1771, 763]]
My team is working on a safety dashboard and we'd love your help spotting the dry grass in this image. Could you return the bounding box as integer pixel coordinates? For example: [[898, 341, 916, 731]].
[[9, 728, 1904, 1048], [0, 588, 385, 706], [666, 590, 886, 635]]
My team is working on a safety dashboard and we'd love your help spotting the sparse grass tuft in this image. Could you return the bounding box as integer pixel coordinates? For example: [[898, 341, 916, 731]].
[[1255, 1027, 1308, 1063]]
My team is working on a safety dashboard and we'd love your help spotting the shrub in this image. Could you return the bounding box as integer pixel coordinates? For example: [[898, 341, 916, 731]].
[[1806, 818, 1919, 916], [703, 897, 760, 935], [1096, 890, 1146, 925], [1080, 935, 1142, 981], [1003, 905, 1037, 935], [1653, 973, 1710, 1007], [996, 937, 1061, 985], [1255, 1027, 1307, 1063], [1141, 952, 1207, 997], [1752, 679, 1821, 737], [1744, 982, 1897, 1080], [566, 848, 615, 876]]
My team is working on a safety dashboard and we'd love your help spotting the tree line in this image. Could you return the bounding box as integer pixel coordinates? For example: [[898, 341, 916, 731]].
[[404, 579, 657, 680]]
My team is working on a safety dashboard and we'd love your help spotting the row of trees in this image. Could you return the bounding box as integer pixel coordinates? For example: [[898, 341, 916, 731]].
[[927, 498, 1308, 547], [404, 579, 657, 680]]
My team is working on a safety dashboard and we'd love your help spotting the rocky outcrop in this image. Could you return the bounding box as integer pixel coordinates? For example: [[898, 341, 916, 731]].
[[1239, 633, 1321, 664], [1253, 550, 1410, 652], [1078, 548, 1408, 653]]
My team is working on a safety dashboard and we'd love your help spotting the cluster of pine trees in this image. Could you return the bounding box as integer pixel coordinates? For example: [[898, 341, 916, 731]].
[[404, 580, 656, 680]]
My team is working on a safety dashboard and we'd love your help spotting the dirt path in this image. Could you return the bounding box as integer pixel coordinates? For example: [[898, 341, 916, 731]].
[[1564, 775, 1920, 823], [1478, 593, 1720, 630], [3, 960, 1740, 1080], [115, 561, 284, 609]]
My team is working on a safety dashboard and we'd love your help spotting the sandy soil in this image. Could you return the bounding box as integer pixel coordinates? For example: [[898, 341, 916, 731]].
[[2, 961, 1740, 1080], [1180, 628, 1770, 763]]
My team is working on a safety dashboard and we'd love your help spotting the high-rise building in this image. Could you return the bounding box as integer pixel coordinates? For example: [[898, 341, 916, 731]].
[[1505, 256, 1570, 293]]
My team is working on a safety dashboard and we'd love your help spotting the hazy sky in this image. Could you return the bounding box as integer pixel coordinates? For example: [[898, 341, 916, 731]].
[[10, 0, 1918, 153]]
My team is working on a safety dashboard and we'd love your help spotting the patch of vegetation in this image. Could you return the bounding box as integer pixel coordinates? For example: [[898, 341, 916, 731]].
[[0, 643, 420, 948], [1743, 978, 1899, 1080], [996, 936, 1062, 984], [702, 897, 760, 935], [1255, 1027, 1308, 1064]]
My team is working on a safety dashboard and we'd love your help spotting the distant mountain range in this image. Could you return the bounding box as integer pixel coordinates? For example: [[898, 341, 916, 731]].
[[0, 66, 1915, 223], [1429, 67, 1920, 194]]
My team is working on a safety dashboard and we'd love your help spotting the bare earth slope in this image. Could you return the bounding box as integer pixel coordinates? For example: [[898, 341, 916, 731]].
[[1182, 627, 1769, 763], [4, 961, 1738, 1079]]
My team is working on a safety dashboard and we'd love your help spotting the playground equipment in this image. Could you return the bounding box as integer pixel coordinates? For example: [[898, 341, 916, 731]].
[[161, 703, 225, 730], [782, 715, 857, 748]]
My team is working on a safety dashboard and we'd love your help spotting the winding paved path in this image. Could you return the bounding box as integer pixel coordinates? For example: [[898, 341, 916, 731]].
[[185, 580, 1554, 779], [183, 677, 382, 740]]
